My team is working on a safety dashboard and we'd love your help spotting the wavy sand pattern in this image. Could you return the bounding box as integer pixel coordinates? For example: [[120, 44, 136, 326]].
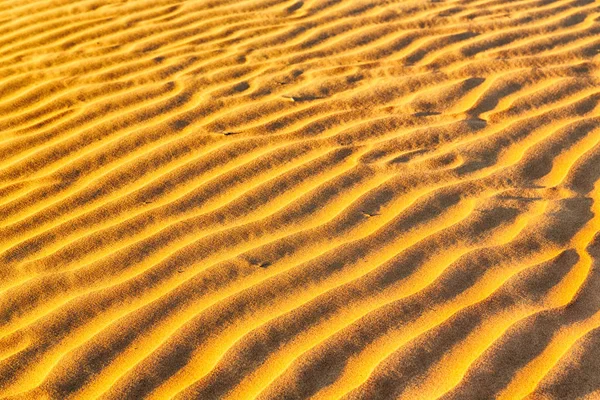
[[1, 0, 600, 398]]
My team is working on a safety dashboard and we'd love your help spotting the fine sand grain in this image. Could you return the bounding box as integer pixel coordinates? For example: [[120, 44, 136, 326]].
[[1, 0, 600, 399]]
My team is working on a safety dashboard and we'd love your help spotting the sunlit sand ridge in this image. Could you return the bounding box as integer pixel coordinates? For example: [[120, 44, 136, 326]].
[[1, 0, 600, 398]]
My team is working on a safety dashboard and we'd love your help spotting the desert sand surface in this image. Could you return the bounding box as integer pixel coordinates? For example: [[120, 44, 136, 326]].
[[1, 0, 600, 399]]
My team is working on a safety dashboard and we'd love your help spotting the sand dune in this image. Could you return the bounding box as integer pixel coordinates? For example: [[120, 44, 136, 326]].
[[1, 0, 600, 398]]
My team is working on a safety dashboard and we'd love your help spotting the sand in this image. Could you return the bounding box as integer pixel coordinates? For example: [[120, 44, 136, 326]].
[[1, 0, 600, 398]]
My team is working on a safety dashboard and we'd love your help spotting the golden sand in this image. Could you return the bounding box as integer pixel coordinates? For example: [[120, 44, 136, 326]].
[[1, 0, 600, 398]]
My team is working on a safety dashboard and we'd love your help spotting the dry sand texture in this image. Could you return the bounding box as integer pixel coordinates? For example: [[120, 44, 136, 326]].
[[1, 0, 600, 398]]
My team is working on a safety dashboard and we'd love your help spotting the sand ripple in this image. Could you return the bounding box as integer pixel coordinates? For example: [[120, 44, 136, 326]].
[[1, 0, 600, 398]]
